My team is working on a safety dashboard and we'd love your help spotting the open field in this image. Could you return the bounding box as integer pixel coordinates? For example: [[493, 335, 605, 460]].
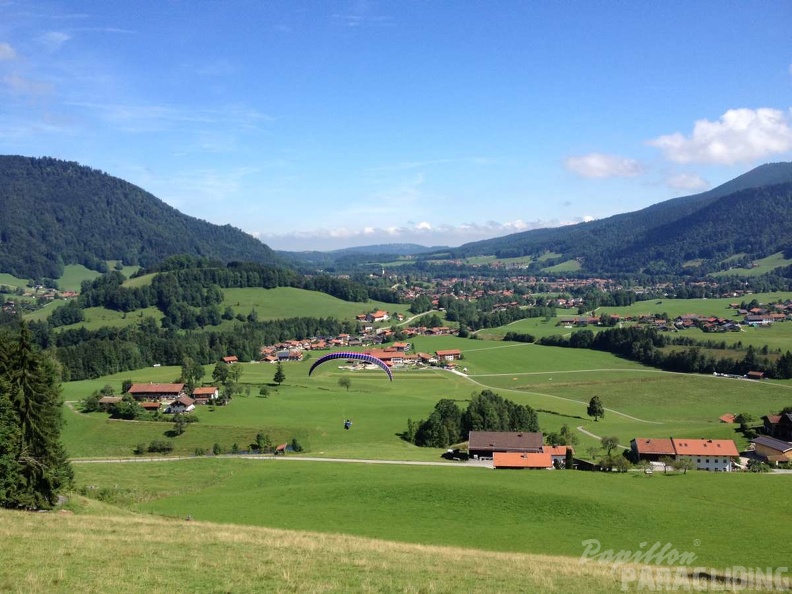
[[542, 259, 583, 272], [45, 316, 792, 591], [0, 272, 28, 290], [0, 502, 633, 594], [481, 292, 792, 352], [220, 286, 412, 321], [57, 264, 104, 292], [61, 335, 792, 459], [71, 458, 792, 570]]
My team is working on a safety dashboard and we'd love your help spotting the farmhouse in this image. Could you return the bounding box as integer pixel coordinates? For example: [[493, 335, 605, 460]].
[[632, 437, 738, 470], [468, 431, 543, 459], [366, 310, 389, 323], [128, 383, 185, 401], [168, 395, 195, 414], [222, 355, 239, 364], [493, 452, 553, 470], [435, 349, 462, 361], [192, 386, 219, 405], [671, 438, 739, 472], [751, 436, 792, 464]]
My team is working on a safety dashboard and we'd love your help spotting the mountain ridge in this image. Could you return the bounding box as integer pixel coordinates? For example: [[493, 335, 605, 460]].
[[0, 155, 280, 279]]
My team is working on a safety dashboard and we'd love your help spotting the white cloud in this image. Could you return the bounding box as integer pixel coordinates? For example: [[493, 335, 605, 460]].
[[564, 153, 644, 179], [37, 31, 71, 52], [259, 218, 570, 251], [0, 42, 16, 61], [648, 108, 792, 165], [665, 173, 709, 192], [2, 74, 54, 96]]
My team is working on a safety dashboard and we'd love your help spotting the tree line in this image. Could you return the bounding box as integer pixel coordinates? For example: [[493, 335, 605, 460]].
[[404, 390, 540, 448], [538, 326, 792, 379], [25, 314, 350, 381]]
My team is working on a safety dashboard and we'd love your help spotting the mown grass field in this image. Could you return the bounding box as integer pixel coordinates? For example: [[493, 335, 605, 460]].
[[71, 458, 792, 570], [0, 502, 631, 594]]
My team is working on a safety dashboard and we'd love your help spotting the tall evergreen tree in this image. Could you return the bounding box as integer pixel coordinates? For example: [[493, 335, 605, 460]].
[[0, 324, 73, 509]]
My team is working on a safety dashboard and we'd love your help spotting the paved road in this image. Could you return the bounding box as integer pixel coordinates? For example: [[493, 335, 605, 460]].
[[71, 454, 495, 468], [576, 425, 630, 450]]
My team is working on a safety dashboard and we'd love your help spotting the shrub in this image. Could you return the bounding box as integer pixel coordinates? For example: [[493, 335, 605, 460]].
[[148, 440, 174, 454]]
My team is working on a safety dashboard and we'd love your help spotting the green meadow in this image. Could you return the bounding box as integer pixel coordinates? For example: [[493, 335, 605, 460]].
[[62, 335, 792, 461], [481, 292, 792, 352], [711, 251, 792, 277], [220, 286, 412, 321], [52, 315, 792, 588], [72, 458, 791, 569], [0, 272, 28, 290]]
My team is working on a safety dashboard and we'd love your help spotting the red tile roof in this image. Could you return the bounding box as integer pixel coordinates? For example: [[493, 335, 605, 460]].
[[719, 414, 736, 424], [542, 445, 575, 456], [192, 386, 218, 395], [128, 383, 185, 394], [493, 452, 553, 469], [671, 438, 739, 457]]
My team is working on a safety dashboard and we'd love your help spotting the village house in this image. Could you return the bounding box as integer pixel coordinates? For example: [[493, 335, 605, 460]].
[[366, 310, 390, 323], [435, 349, 462, 362], [127, 383, 185, 401], [191, 386, 219, 405], [468, 431, 543, 459], [222, 355, 239, 364], [168, 395, 196, 414], [671, 438, 739, 472], [631, 437, 738, 471]]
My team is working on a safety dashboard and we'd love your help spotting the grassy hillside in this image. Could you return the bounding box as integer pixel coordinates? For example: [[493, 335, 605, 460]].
[[71, 459, 792, 570], [221, 286, 411, 322], [711, 251, 792, 277], [0, 503, 627, 593]]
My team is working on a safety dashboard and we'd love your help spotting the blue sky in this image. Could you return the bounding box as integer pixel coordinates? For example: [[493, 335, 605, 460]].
[[1, 1, 791, 251]]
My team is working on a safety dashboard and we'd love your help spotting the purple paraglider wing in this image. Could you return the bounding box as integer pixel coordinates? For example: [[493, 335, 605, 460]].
[[308, 351, 393, 381]]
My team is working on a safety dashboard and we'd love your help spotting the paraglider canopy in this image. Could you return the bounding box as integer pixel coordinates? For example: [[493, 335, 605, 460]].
[[308, 351, 393, 381]]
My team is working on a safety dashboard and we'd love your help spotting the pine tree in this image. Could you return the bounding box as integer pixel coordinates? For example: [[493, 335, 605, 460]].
[[0, 325, 73, 509], [273, 362, 286, 386]]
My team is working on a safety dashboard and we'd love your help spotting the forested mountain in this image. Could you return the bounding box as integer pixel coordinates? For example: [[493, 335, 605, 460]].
[[437, 162, 792, 274], [0, 156, 279, 279]]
